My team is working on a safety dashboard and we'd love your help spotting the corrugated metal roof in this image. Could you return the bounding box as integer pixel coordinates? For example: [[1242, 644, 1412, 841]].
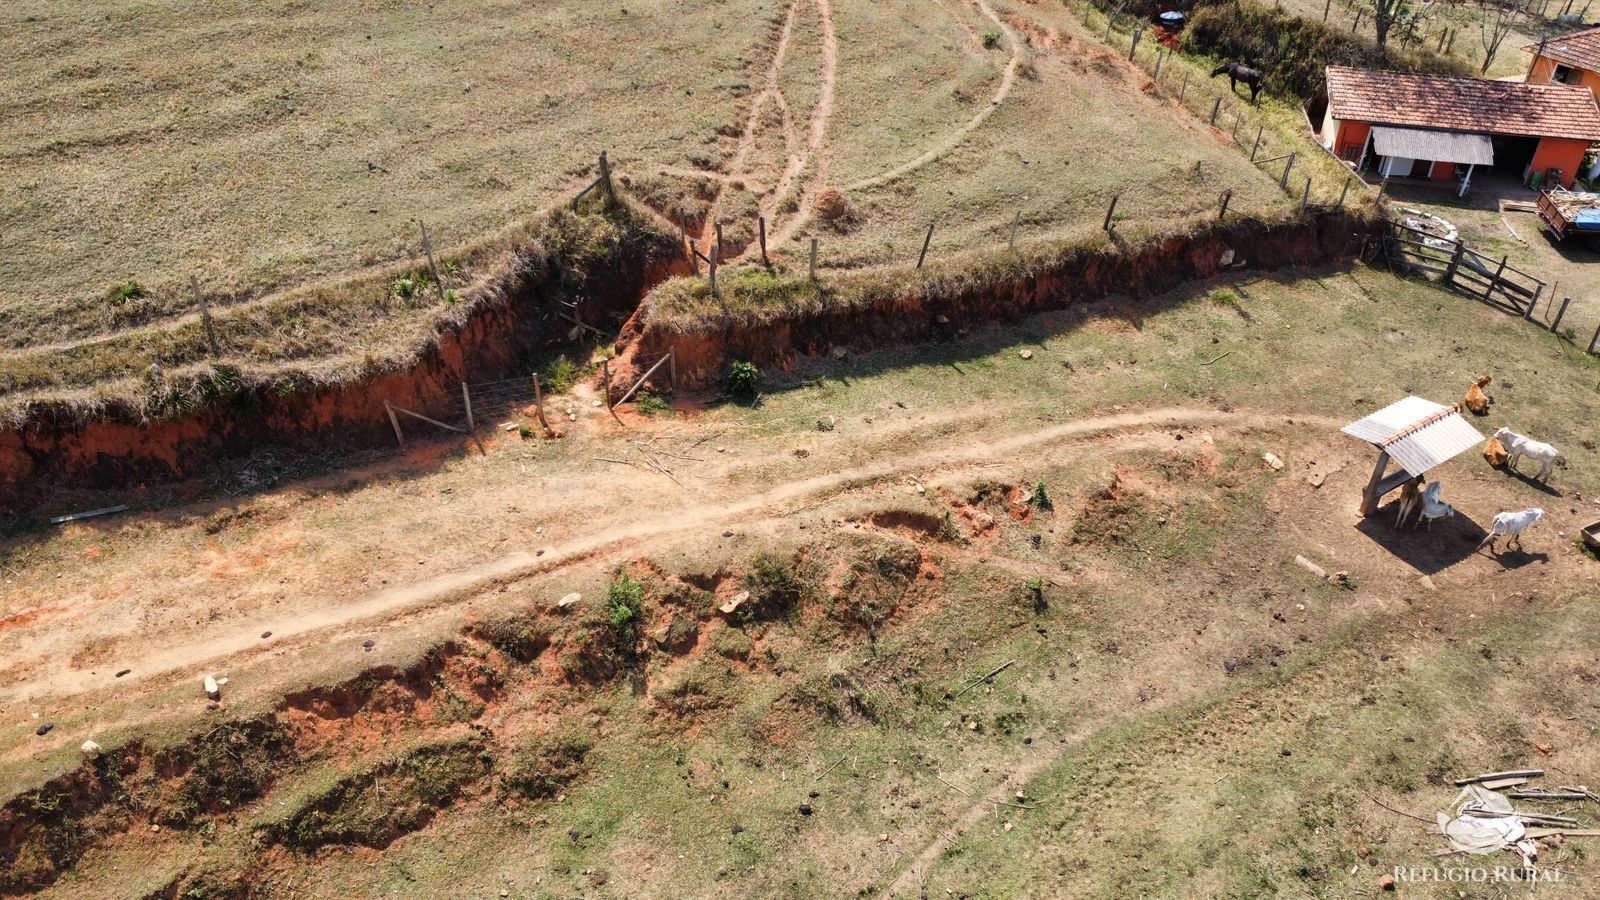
[[1342, 396, 1485, 476], [1371, 126, 1494, 166]]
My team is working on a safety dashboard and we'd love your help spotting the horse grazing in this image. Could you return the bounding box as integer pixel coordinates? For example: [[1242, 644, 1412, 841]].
[[1492, 427, 1566, 481], [1211, 62, 1263, 102]]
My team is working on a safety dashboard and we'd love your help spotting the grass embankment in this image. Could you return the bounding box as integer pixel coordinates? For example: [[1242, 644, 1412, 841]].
[[0, 198, 671, 426]]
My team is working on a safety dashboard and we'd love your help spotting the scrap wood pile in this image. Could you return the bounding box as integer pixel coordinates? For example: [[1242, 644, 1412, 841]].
[[1546, 189, 1600, 231], [1433, 768, 1600, 870]]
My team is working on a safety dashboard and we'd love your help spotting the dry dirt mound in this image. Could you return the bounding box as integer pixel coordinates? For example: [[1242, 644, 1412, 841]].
[[813, 188, 851, 221]]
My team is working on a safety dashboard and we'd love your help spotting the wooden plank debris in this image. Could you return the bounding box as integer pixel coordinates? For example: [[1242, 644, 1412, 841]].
[[50, 505, 130, 525], [1454, 769, 1544, 786]]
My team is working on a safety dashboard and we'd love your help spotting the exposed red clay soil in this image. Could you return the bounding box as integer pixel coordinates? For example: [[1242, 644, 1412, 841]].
[[0, 248, 687, 511]]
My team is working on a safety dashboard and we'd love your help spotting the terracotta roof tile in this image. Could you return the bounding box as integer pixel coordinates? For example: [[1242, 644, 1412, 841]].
[[1325, 65, 1600, 141], [1525, 26, 1600, 74]]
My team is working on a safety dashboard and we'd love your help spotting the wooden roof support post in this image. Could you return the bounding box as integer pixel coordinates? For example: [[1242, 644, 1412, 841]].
[[1360, 449, 1391, 517]]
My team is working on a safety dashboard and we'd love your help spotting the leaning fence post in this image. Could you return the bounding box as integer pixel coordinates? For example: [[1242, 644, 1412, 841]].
[[917, 222, 935, 269], [1250, 125, 1264, 161], [1338, 176, 1352, 208], [420, 220, 446, 302], [709, 245, 720, 295], [1128, 27, 1143, 61], [1551, 297, 1572, 333], [384, 400, 405, 448], [1218, 190, 1232, 221], [759, 215, 769, 266], [1103, 194, 1120, 232], [1104, 1, 1124, 41], [1179, 69, 1190, 102], [1301, 176, 1312, 210], [809, 237, 819, 281], [1009, 210, 1022, 249], [462, 382, 474, 433], [533, 374, 549, 429], [1153, 48, 1166, 80], [1443, 240, 1466, 285], [598, 151, 616, 205], [1588, 323, 1600, 354], [1209, 97, 1221, 126], [1279, 151, 1297, 189], [190, 274, 219, 356], [1524, 283, 1543, 321]]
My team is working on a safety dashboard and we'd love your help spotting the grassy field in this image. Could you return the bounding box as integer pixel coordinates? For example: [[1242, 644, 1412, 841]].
[[0, 0, 1310, 414], [6, 261, 1600, 895]]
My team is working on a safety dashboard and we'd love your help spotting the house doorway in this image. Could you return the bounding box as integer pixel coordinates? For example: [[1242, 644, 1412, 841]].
[[1490, 135, 1539, 180]]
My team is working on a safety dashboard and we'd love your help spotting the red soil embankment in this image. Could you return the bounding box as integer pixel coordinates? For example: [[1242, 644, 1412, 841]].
[[0, 245, 686, 512], [620, 212, 1379, 390]]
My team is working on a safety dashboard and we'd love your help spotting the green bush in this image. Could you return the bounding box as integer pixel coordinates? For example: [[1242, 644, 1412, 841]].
[[982, 29, 1002, 49], [542, 355, 579, 393], [107, 280, 145, 306], [1031, 480, 1052, 512], [606, 573, 645, 649], [634, 389, 671, 417], [726, 360, 760, 400]]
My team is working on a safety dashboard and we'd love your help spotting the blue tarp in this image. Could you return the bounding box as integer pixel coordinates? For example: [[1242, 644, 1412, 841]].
[[1576, 208, 1600, 232]]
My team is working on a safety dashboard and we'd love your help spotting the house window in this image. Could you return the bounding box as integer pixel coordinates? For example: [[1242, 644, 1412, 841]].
[[1554, 64, 1575, 84]]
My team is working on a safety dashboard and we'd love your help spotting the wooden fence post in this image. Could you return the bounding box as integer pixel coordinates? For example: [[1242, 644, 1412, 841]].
[[190, 274, 219, 356], [917, 222, 935, 269], [1128, 27, 1142, 61], [384, 400, 405, 448], [1104, 1, 1124, 41], [598, 151, 616, 205], [709, 245, 720, 295], [809, 237, 819, 281], [1218, 190, 1232, 220], [420, 220, 446, 302], [1323, 0, 1332, 19], [532, 374, 549, 428], [669, 345, 678, 389], [1443, 240, 1466, 285], [1231, 115, 1240, 143], [1524, 282, 1543, 320], [1588, 323, 1600, 354], [1338, 176, 1352, 208], [759, 215, 769, 266], [1010, 210, 1021, 249], [1352, 8, 1364, 31], [1179, 69, 1190, 102], [462, 382, 475, 432], [1250, 125, 1264, 161], [602, 359, 623, 425], [1301, 176, 1312, 210], [1153, 48, 1166, 80], [1550, 297, 1572, 333], [1210, 97, 1221, 126], [1280, 151, 1297, 189], [1103, 194, 1120, 231], [715, 221, 724, 257]]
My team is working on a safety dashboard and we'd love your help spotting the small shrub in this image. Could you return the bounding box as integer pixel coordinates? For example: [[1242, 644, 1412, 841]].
[[107, 280, 145, 306], [726, 361, 760, 400], [606, 573, 645, 650], [1031, 480, 1052, 512], [982, 29, 1002, 49], [634, 389, 671, 417], [542, 355, 579, 393], [518, 424, 534, 440], [392, 277, 417, 302], [1026, 577, 1047, 614]]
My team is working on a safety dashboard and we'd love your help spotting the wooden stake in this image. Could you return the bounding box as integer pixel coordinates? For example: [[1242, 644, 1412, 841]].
[[1179, 69, 1190, 101], [190, 274, 218, 355], [533, 374, 549, 429], [1153, 48, 1166, 80], [715, 221, 724, 257], [462, 382, 474, 432], [1218, 190, 1232, 220], [1280, 151, 1297, 189], [709, 245, 720, 296], [1551, 297, 1572, 333], [1103, 194, 1120, 231], [420, 220, 445, 301], [1009, 210, 1021, 249], [1250, 125, 1264, 160], [1210, 97, 1221, 126], [1338, 176, 1352, 208], [1588, 323, 1600, 354], [598, 151, 615, 204], [758, 215, 769, 266], [602, 359, 623, 425], [917, 222, 934, 269], [1323, 0, 1332, 20], [618, 350, 674, 406], [809, 237, 819, 281], [1301, 176, 1312, 210], [1128, 27, 1142, 61], [384, 400, 405, 448]]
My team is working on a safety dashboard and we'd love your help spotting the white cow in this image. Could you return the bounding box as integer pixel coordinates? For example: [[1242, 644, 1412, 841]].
[[1493, 427, 1566, 481], [1417, 481, 1455, 529], [1477, 507, 1546, 553]]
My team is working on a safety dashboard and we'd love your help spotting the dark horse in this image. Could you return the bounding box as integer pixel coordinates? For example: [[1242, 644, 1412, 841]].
[[1211, 62, 1263, 102]]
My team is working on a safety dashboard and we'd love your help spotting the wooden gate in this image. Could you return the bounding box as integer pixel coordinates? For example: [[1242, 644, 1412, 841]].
[[1384, 220, 1545, 318]]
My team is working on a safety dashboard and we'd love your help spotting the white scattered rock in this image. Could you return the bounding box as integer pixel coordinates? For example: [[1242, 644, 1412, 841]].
[[81, 740, 102, 756], [1219, 249, 1236, 267], [1293, 555, 1327, 580], [1019, 349, 1034, 360], [1003, 822, 1014, 832], [719, 590, 751, 615], [203, 675, 220, 701], [1262, 452, 1285, 471], [558, 592, 582, 608]]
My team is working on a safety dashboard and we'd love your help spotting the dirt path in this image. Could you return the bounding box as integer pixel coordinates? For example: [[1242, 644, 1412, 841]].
[[0, 407, 1320, 707]]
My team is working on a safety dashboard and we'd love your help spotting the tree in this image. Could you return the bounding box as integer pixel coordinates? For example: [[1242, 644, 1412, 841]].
[[1371, 0, 1407, 50], [1479, 7, 1516, 73]]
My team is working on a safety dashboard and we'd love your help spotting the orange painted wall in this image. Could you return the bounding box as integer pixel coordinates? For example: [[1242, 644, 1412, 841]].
[[1529, 138, 1591, 188], [1531, 56, 1600, 100], [1335, 120, 1371, 159], [1430, 162, 1455, 180]]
